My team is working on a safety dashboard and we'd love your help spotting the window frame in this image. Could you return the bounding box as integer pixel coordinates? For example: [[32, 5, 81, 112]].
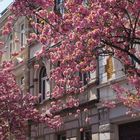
[[20, 23, 25, 47], [21, 76, 24, 85], [39, 66, 50, 102], [79, 72, 90, 86]]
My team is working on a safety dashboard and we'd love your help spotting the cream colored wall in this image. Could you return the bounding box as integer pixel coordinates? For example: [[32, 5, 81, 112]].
[[0, 10, 29, 60], [0, 8, 29, 92]]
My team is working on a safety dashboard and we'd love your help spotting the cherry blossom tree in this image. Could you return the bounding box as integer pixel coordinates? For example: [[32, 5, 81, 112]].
[[1, 0, 140, 129], [0, 63, 48, 140], [8, 0, 140, 110]]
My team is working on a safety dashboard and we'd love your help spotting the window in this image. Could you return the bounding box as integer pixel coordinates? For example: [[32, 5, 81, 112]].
[[54, 0, 64, 15], [21, 76, 24, 85], [33, 9, 46, 34], [79, 71, 96, 85], [80, 128, 92, 140], [58, 134, 66, 140], [79, 72, 89, 85], [39, 67, 50, 102], [20, 24, 25, 47], [82, 0, 89, 7], [9, 34, 13, 58]]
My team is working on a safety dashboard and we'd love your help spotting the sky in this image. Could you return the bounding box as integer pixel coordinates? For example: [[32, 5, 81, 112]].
[[0, 0, 13, 14]]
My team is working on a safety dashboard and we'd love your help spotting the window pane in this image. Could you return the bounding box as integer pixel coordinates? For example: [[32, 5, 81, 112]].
[[39, 67, 50, 102], [21, 24, 24, 30], [42, 80, 46, 100], [21, 33, 24, 47], [21, 77, 24, 85], [10, 34, 12, 40], [10, 43, 12, 58], [20, 24, 25, 47]]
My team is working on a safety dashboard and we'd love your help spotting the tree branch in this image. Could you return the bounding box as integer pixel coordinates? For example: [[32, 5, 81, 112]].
[[102, 40, 140, 64]]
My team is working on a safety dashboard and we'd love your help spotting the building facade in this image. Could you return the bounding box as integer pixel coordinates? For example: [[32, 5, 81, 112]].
[[29, 51, 140, 140], [0, 4, 29, 92], [0, 2, 140, 140]]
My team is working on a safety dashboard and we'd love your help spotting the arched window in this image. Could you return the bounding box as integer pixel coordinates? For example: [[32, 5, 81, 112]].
[[20, 23, 25, 47], [39, 66, 50, 102]]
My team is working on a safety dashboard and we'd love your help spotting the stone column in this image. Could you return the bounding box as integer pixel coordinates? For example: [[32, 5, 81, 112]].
[[98, 108, 115, 140], [92, 124, 99, 140], [99, 123, 115, 140]]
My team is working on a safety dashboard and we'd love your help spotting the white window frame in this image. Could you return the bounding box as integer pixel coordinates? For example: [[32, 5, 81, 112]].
[[39, 67, 50, 102], [41, 76, 50, 101]]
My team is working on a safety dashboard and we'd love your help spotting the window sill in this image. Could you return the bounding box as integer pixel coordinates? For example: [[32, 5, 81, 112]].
[[97, 75, 126, 89]]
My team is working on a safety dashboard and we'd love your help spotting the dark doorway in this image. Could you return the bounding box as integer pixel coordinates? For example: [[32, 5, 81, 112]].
[[119, 121, 140, 140], [58, 133, 66, 140]]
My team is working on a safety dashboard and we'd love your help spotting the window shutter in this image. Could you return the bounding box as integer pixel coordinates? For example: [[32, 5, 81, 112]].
[[105, 56, 113, 79]]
